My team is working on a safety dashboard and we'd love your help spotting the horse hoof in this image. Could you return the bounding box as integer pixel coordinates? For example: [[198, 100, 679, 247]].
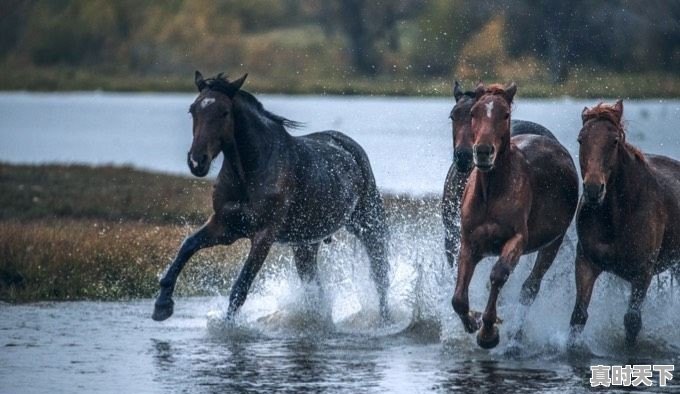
[[463, 310, 482, 333], [477, 325, 500, 349], [152, 299, 174, 321]]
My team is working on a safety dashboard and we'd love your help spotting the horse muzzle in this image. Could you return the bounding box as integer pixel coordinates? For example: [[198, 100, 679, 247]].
[[454, 147, 474, 173], [582, 182, 606, 205], [473, 144, 495, 172], [188, 152, 210, 177]]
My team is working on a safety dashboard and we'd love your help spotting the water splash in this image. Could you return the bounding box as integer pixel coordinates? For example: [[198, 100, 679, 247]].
[[204, 197, 680, 363]]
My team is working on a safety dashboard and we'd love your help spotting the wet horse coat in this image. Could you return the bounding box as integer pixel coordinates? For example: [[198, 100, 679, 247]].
[[153, 72, 389, 322], [451, 83, 579, 349], [570, 100, 680, 345]]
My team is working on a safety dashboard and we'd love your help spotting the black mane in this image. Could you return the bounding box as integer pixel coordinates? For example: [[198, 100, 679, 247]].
[[204, 74, 303, 129]]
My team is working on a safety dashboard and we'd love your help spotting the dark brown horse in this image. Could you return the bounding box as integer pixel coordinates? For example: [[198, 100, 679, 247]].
[[152, 72, 390, 322], [452, 83, 579, 349], [569, 100, 680, 345], [443, 81, 557, 268]]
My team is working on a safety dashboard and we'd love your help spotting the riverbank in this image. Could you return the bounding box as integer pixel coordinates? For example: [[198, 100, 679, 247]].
[[0, 164, 438, 302], [1, 66, 679, 98]]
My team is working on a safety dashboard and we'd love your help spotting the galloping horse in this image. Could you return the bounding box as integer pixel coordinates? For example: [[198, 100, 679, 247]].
[[152, 72, 390, 322], [451, 83, 578, 348], [443, 81, 558, 268], [569, 100, 680, 345]]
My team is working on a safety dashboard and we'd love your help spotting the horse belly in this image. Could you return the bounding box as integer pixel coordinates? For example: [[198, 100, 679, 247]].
[[278, 166, 359, 243], [521, 138, 579, 251]]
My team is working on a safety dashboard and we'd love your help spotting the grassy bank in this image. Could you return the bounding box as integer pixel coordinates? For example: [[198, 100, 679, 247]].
[[0, 163, 437, 302], [1, 65, 679, 99]]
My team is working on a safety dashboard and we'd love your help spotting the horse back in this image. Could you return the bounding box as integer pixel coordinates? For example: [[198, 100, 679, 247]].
[[647, 153, 680, 268], [510, 120, 557, 141], [274, 130, 373, 242]]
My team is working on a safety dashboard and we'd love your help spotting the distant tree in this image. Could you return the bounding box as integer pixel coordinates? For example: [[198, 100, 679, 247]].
[[326, 0, 421, 75]]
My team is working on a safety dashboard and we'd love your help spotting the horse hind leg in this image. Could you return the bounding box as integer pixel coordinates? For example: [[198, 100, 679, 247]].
[[349, 194, 390, 322], [519, 235, 564, 306], [624, 274, 653, 346], [293, 243, 321, 284]]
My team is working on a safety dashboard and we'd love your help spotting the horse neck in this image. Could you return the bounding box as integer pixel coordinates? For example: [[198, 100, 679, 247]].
[[476, 137, 514, 202], [223, 96, 291, 177], [605, 144, 652, 214]]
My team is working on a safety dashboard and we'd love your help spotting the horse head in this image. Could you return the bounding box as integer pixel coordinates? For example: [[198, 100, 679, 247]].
[[187, 71, 247, 177], [469, 82, 516, 172], [578, 100, 629, 205]]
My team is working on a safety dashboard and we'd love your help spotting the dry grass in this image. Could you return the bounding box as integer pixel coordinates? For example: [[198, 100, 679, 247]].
[[0, 163, 213, 224], [0, 164, 439, 302], [0, 219, 251, 302]]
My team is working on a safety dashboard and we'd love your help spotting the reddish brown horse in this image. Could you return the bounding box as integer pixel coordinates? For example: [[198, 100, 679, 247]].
[[569, 100, 680, 345], [452, 83, 579, 349], [443, 81, 557, 269]]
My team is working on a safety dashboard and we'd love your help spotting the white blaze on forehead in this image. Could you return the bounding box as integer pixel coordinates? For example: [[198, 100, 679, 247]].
[[485, 101, 494, 118], [200, 97, 215, 108]]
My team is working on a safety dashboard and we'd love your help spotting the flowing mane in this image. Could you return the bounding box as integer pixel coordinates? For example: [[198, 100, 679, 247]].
[[583, 102, 645, 162], [204, 74, 303, 129]]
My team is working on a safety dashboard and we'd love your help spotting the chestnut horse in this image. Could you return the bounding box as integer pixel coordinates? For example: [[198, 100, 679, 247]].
[[152, 72, 390, 322], [569, 100, 680, 345], [452, 83, 578, 349], [443, 81, 557, 268]]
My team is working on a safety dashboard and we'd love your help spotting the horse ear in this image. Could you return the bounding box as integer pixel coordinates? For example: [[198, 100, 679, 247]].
[[504, 82, 517, 104], [229, 73, 248, 95], [613, 99, 624, 121], [474, 82, 485, 99], [453, 80, 464, 101], [581, 106, 589, 123], [195, 71, 206, 91]]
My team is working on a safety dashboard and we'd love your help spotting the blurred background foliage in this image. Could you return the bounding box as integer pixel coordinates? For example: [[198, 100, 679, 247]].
[[0, 0, 678, 96]]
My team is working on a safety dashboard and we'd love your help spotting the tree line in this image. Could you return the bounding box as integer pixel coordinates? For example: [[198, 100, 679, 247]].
[[0, 0, 678, 88]]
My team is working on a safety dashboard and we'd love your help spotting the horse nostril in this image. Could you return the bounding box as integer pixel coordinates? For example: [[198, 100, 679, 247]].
[[583, 183, 605, 201], [473, 144, 494, 157]]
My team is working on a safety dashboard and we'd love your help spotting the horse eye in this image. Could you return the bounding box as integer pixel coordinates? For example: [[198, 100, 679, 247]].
[[504, 112, 510, 119], [221, 111, 229, 118], [577, 137, 582, 144]]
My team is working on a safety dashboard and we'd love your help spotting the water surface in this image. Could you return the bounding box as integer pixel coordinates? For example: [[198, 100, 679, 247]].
[[1, 93, 679, 393]]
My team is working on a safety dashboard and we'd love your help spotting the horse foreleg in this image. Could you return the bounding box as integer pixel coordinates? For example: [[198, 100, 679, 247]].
[[452, 241, 482, 333], [568, 245, 601, 345], [153, 215, 230, 321], [293, 243, 321, 284], [478, 232, 526, 349], [624, 273, 652, 346], [226, 230, 274, 320], [442, 166, 466, 268]]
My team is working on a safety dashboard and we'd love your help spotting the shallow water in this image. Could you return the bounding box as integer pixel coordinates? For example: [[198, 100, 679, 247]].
[[1, 93, 680, 392], [1, 92, 679, 194], [2, 212, 680, 393]]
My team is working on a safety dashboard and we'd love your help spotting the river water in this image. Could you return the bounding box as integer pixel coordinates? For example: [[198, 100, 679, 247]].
[[1, 93, 680, 393]]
